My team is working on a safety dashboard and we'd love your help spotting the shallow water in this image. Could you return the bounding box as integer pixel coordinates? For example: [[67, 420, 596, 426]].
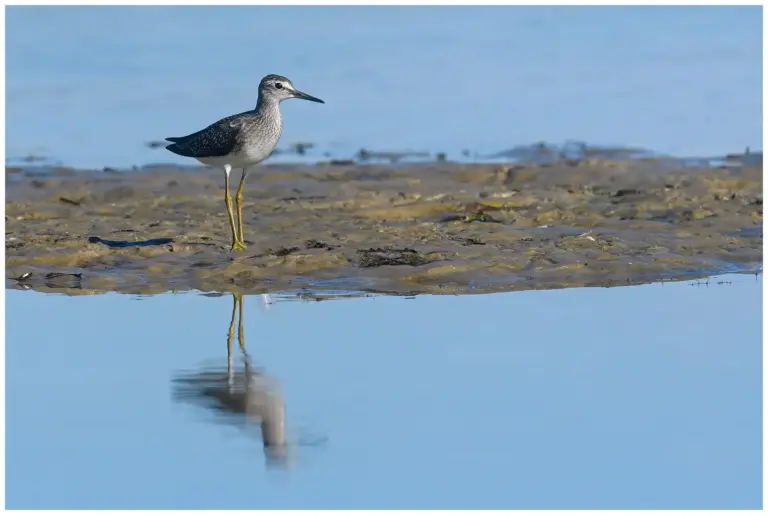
[[5, 273, 762, 509], [5, 6, 762, 168]]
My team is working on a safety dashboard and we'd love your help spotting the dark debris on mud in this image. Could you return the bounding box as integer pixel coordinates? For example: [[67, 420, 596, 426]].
[[355, 247, 435, 268]]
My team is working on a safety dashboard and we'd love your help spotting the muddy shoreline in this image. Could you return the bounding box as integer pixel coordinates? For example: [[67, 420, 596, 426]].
[[5, 158, 763, 296]]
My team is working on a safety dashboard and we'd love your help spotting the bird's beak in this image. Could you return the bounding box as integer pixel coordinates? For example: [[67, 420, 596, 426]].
[[291, 89, 324, 104]]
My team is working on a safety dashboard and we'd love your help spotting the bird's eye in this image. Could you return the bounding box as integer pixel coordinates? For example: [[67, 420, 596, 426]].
[[274, 82, 283, 89]]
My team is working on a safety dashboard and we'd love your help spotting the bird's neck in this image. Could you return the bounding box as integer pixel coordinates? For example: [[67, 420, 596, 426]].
[[254, 96, 280, 118], [253, 97, 282, 133]]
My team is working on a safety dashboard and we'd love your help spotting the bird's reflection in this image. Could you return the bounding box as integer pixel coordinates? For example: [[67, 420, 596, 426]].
[[172, 294, 289, 467]]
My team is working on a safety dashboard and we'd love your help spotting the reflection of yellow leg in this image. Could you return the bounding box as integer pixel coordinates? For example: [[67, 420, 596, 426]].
[[237, 293, 246, 353], [224, 170, 245, 252], [235, 168, 249, 248], [227, 293, 238, 388]]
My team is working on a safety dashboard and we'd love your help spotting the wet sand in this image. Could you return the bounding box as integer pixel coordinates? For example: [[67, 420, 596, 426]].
[[5, 159, 763, 296]]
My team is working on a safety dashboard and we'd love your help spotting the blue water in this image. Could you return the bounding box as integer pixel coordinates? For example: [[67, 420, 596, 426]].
[[5, 274, 762, 509], [5, 6, 762, 168]]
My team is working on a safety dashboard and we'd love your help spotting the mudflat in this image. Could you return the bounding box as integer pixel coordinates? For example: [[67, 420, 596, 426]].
[[5, 159, 762, 296]]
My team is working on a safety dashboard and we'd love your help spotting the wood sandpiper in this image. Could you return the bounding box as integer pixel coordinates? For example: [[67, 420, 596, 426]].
[[164, 74, 324, 251]]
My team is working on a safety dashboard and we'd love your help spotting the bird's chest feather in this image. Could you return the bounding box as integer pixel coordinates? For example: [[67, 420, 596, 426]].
[[238, 120, 282, 163]]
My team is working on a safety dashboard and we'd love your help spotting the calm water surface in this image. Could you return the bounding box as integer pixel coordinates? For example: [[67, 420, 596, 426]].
[[5, 6, 762, 167], [5, 274, 762, 509]]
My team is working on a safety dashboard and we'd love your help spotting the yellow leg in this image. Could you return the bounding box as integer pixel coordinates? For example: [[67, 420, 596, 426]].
[[224, 169, 246, 252], [235, 168, 249, 246]]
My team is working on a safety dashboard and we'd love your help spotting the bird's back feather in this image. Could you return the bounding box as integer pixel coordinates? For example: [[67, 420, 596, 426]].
[[164, 111, 253, 159]]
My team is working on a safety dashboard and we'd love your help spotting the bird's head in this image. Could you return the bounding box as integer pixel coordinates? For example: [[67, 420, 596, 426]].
[[259, 74, 324, 104]]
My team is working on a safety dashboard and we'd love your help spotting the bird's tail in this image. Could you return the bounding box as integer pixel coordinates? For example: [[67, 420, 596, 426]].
[[165, 142, 184, 156]]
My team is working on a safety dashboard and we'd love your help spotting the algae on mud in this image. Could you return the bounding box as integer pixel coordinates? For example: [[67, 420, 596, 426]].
[[5, 158, 763, 295]]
